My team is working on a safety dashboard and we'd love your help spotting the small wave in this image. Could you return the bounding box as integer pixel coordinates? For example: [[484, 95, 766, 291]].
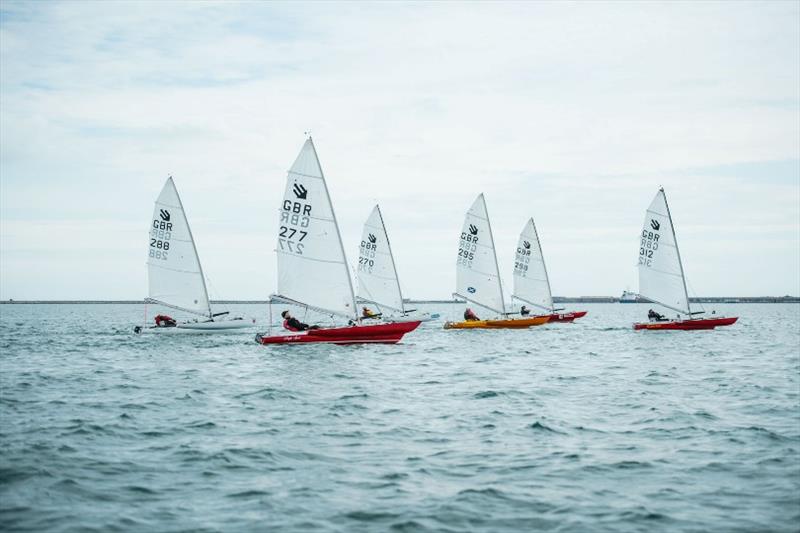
[[529, 421, 563, 434], [226, 489, 270, 499], [338, 393, 369, 400], [611, 460, 653, 470], [343, 510, 400, 522], [126, 485, 158, 495], [473, 390, 500, 399]]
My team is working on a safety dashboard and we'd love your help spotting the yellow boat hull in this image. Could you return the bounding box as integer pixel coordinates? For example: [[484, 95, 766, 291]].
[[443, 316, 550, 329]]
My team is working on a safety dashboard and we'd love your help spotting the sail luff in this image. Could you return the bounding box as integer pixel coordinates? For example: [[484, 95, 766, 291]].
[[455, 194, 506, 316], [168, 177, 212, 318], [480, 194, 507, 315], [147, 177, 212, 318], [376, 205, 406, 313], [529, 218, 554, 312], [309, 138, 358, 320], [660, 188, 691, 315], [512, 218, 554, 312], [637, 188, 691, 315]]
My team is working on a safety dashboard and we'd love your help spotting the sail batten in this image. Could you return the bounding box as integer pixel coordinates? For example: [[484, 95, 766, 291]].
[[455, 194, 506, 316], [147, 177, 212, 318], [512, 218, 554, 312], [275, 138, 357, 319], [637, 189, 691, 315], [357, 205, 405, 313]]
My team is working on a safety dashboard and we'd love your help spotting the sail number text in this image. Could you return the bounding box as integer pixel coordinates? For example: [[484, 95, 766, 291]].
[[279, 200, 311, 255], [150, 219, 172, 261], [514, 246, 531, 275], [638, 229, 660, 267], [458, 232, 478, 267], [358, 241, 376, 273]]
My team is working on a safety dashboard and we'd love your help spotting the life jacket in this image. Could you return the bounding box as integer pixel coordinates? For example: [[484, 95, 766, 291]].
[[283, 319, 300, 332]]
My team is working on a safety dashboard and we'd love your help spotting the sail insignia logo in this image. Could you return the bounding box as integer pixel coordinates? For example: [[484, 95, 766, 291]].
[[468, 224, 478, 235], [467, 287, 476, 293], [293, 183, 308, 199], [650, 219, 660, 231], [523, 240, 531, 249], [159, 209, 170, 221], [368, 234, 377, 244]]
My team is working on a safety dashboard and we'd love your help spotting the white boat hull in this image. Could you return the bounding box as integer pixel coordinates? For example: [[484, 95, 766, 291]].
[[136, 318, 255, 334]]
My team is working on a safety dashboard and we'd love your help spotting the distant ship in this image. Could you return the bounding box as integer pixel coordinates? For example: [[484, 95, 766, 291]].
[[620, 290, 638, 303]]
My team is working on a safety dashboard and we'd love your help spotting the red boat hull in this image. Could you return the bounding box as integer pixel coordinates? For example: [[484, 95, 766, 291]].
[[540, 311, 588, 323], [633, 316, 738, 330], [255, 320, 422, 345]]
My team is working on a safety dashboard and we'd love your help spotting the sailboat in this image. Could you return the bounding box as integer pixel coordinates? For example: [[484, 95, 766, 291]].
[[512, 218, 587, 323], [135, 177, 252, 333], [255, 138, 421, 345], [633, 188, 738, 330], [444, 194, 549, 329], [357, 205, 439, 323]]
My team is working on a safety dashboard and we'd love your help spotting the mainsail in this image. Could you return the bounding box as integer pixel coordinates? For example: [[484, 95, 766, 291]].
[[512, 218, 553, 312], [274, 138, 357, 319], [455, 194, 506, 315], [357, 205, 405, 312], [637, 188, 691, 315], [147, 177, 212, 317]]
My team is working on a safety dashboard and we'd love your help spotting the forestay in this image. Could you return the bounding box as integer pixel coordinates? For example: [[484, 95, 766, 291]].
[[147, 177, 211, 317], [637, 188, 691, 315], [512, 218, 553, 312], [275, 138, 357, 319], [455, 194, 506, 315], [357, 205, 405, 312]]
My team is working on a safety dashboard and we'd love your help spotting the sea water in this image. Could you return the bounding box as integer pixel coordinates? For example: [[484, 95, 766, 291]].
[[1, 303, 798, 532]]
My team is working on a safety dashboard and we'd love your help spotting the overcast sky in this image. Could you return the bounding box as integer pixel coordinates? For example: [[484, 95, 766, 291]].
[[1, 1, 798, 300]]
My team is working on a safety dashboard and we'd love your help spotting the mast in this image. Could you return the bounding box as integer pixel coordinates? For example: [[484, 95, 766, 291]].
[[309, 137, 358, 320], [480, 194, 507, 315], [660, 187, 691, 315], [169, 176, 212, 318], [375, 204, 406, 313]]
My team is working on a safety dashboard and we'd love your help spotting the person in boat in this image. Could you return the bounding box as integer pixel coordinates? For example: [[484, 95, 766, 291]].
[[520, 305, 530, 316], [361, 306, 379, 319], [154, 314, 177, 327], [463, 308, 480, 321], [281, 310, 319, 332], [647, 309, 666, 322]]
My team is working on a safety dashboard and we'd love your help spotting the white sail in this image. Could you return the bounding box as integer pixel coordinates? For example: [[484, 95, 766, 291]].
[[455, 194, 506, 315], [147, 177, 211, 317], [275, 138, 357, 319], [512, 218, 553, 312], [357, 205, 405, 312], [637, 188, 690, 315]]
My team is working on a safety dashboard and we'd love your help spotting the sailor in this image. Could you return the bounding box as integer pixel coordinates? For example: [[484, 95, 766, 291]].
[[154, 314, 177, 327], [463, 308, 480, 321], [520, 305, 530, 316], [281, 310, 318, 332], [362, 306, 378, 319], [647, 309, 665, 322]]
